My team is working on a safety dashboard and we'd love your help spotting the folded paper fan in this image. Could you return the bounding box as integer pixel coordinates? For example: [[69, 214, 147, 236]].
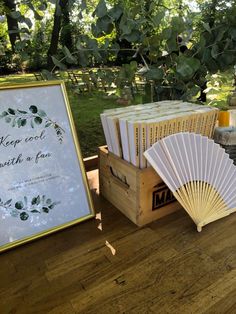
[[144, 132, 236, 232]]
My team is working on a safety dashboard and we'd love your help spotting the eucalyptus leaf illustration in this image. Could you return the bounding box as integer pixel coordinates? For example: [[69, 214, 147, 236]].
[[8, 108, 15, 115], [0, 195, 60, 221], [20, 212, 29, 221], [0, 106, 65, 143], [15, 201, 24, 210], [29, 105, 38, 114], [5, 117, 11, 123]]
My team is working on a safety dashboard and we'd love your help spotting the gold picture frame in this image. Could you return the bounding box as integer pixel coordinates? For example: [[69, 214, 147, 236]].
[[0, 80, 95, 253]]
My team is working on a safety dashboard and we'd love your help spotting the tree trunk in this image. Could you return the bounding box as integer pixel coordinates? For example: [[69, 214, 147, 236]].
[[47, 0, 69, 70], [4, 0, 20, 52], [60, 3, 73, 50]]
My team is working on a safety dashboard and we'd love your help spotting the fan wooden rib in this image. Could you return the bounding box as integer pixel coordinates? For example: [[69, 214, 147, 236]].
[[144, 132, 236, 231]]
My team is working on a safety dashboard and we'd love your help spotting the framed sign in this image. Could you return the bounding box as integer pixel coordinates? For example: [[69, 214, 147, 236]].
[[0, 81, 95, 253]]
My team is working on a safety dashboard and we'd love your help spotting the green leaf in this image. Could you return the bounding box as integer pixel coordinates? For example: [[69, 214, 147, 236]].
[[31, 209, 40, 213], [34, 11, 43, 20], [91, 24, 101, 38], [29, 105, 38, 114], [176, 56, 200, 78], [78, 51, 89, 67], [37, 109, 47, 117], [202, 22, 211, 33], [8, 108, 15, 115], [0, 111, 8, 117], [15, 41, 26, 50], [32, 195, 40, 205], [211, 44, 219, 59], [171, 17, 185, 33], [93, 0, 107, 18], [109, 5, 123, 21], [4, 199, 12, 206], [41, 70, 55, 80], [130, 61, 138, 72], [15, 201, 24, 210], [45, 122, 52, 128], [230, 28, 236, 40], [21, 119, 27, 127], [49, 202, 59, 209], [17, 109, 27, 114], [31, 197, 37, 205], [36, 195, 41, 205], [216, 28, 226, 42], [161, 28, 172, 40], [123, 30, 141, 43], [96, 16, 114, 35], [184, 85, 201, 99], [75, 39, 83, 50], [202, 48, 211, 64], [87, 39, 98, 50], [26, 1, 45, 21], [17, 118, 22, 128], [20, 212, 29, 221], [42, 207, 49, 213], [51, 56, 67, 70], [145, 68, 164, 80], [151, 12, 165, 27], [166, 37, 178, 53], [219, 53, 235, 67], [46, 198, 52, 205], [34, 117, 42, 125], [119, 18, 136, 36], [62, 46, 77, 64], [23, 17, 33, 28]]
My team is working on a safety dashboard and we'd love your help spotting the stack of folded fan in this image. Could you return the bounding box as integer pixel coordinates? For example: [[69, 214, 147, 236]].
[[101, 100, 218, 168]]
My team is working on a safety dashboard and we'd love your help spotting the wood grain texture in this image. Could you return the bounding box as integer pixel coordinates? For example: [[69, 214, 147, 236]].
[[0, 169, 236, 313], [99, 146, 181, 226]]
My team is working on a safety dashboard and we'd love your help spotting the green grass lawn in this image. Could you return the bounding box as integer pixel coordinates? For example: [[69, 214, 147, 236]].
[[67, 89, 139, 157], [0, 70, 235, 157]]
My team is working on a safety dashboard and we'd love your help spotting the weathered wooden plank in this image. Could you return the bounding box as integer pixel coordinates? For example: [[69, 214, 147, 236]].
[[174, 270, 236, 313], [48, 302, 76, 314], [70, 248, 221, 313], [0, 169, 236, 314]]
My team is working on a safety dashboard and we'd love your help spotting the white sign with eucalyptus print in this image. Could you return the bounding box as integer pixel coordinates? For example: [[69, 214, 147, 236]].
[[0, 81, 94, 252]]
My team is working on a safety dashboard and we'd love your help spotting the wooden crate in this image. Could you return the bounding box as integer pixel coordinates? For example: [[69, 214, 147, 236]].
[[99, 146, 182, 226]]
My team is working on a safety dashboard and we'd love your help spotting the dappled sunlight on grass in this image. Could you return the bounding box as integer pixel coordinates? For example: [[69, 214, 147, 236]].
[[206, 70, 234, 108], [0, 73, 35, 85]]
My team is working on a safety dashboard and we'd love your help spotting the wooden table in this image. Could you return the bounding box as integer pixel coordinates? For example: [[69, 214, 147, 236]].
[[1, 168, 236, 313]]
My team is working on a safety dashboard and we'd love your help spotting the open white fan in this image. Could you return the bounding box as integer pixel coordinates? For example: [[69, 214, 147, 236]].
[[144, 132, 236, 232]]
